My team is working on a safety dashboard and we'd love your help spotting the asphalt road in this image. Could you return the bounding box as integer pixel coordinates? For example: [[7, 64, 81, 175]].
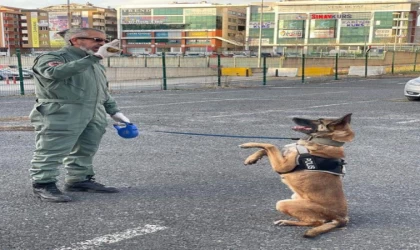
[[1, 76, 419, 250]]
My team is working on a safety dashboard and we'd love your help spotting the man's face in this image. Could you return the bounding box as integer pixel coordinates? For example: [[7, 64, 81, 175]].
[[70, 31, 109, 53]]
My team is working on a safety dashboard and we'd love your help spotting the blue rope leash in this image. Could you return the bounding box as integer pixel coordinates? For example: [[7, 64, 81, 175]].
[[154, 130, 300, 140]]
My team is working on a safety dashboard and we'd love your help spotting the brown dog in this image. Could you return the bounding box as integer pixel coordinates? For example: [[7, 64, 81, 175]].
[[240, 113, 354, 238]]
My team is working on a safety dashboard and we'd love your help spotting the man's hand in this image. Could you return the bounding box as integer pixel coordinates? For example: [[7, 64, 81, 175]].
[[111, 112, 130, 123], [95, 39, 121, 59]]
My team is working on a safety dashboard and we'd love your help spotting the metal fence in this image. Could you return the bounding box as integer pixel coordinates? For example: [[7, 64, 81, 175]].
[[1, 50, 419, 96]]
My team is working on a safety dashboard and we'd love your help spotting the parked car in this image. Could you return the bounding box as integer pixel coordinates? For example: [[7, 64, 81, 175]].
[[22, 68, 34, 76], [0, 69, 32, 80], [404, 77, 420, 101], [232, 54, 247, 58], [184, 53, 205, 57], [260, 52, 272, 57], [164, 52, 183, 57]]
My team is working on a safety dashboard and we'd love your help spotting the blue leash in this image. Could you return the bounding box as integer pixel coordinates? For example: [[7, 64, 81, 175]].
[[154, 130, 300, 140]]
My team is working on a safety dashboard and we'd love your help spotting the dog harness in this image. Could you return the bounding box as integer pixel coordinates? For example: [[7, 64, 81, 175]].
[[279, 144, 346, 176]]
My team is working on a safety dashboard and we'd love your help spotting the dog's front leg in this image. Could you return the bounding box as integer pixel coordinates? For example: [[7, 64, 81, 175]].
[[240, 143, 296, 173], [244, 149, 266, 164]]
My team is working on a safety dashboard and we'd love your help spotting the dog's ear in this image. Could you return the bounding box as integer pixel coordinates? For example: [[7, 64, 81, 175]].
[[328, 113, 352, 129]]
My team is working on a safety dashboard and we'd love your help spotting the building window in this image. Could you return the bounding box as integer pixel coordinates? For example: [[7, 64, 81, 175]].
[[228, 25, 237, 31]]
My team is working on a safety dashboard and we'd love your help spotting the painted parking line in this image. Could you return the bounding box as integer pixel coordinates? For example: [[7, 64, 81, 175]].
[[396, 119, 420, 124], [209, 100, 377, 118], [54, 224, 167, 250], [120, 91, 349, 109]]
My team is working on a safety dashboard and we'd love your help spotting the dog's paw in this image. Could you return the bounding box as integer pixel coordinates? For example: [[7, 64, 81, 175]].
[[244, 155, 260, 165], [273, 220, 287, 226]]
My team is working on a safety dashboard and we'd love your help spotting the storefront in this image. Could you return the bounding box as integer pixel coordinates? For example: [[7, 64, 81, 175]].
[[246, 1, 418, 54]]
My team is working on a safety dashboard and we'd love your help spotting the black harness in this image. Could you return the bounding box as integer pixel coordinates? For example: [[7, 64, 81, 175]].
[[279, 144, 346, 176]]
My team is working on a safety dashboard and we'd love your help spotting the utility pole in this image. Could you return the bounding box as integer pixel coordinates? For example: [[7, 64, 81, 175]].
[[67, 0, 71, 29]]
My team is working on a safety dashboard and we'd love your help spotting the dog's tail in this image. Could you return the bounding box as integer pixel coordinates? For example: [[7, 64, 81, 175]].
[[303, 217, 349, 238]]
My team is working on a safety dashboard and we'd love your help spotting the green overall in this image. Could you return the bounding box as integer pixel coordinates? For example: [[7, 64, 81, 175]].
[[29, 46, 120, 184]]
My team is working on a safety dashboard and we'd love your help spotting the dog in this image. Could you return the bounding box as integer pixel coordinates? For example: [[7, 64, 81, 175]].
[[240, 113, 354, 238]]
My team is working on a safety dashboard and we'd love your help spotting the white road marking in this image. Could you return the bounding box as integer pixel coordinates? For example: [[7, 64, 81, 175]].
[[208, 100, 377, 118], [121, 91, 349, 109], [396, 119, 420, 124], [54, 224, 167, 250]]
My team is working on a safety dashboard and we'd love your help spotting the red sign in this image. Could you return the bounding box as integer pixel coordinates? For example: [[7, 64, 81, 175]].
[[311, 14, 352, 19]]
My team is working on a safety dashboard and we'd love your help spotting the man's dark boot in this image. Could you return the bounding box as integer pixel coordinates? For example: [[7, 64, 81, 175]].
[[33, 182, 72, 202], [64, 176, 119, 193]]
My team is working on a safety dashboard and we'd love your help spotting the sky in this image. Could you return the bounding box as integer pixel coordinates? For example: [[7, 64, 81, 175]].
[[1, 0, 254, 9]]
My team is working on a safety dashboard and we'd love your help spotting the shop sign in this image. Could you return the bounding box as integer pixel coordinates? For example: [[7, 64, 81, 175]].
[[311, 13, 352, 19], [121, 8, 151, 16], [250, 21, 275, 29], [248, 38, 270, 45], [309, 29, 335, 38], [278, 30, 303, 38], [341, 20, 370, 27], [375, 29, 392, 37]]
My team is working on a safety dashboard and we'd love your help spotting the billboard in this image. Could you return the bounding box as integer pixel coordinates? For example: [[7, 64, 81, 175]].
[[82, 11, 89, 28], [30, 12, 39, 48], [48, 12, 67, 47]]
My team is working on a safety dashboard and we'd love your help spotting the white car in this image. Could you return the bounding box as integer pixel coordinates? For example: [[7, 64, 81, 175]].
[[0, 69, 32, 80], [404, 77, 420, 101]]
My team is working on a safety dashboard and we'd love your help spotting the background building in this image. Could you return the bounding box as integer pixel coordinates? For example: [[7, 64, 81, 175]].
[[0, 6, 22, 56], [246, 0, 419, 55], [40, 3, 117, 48], [0, 3, 117, 56], [118, 3, 246, 55]]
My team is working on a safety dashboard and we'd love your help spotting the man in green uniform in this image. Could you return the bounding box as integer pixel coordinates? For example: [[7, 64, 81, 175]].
[[30, 28, 131, 202]]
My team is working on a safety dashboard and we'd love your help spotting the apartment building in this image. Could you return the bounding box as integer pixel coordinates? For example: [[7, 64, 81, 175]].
[[40, 3, 117, 48], [0, 6, 22, 56], [118, 3, 247, 55], [0, 3, 117, 56]]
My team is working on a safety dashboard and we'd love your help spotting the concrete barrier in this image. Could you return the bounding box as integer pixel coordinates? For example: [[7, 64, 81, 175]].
[[348, 66, 385, 76], [298, 67, 334, 76], [267, 68, 298, 77], [221, 67, 252, 76]]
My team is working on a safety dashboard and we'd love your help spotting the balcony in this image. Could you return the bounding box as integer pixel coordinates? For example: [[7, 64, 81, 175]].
[[3, 17, 14, 21], [93, 22, 105, 26], [20, 16, 27, 20], [392, 26, 408, 29], [38, 23, 49, 27], [93, 14, 105, 19], [105, 13, 117, 18], [3, 23, 14, 28], [22, 37, 28, 41], [21, 23, 27, 27], [22, 30, 28, 34], [6, 37, 16, 41]]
